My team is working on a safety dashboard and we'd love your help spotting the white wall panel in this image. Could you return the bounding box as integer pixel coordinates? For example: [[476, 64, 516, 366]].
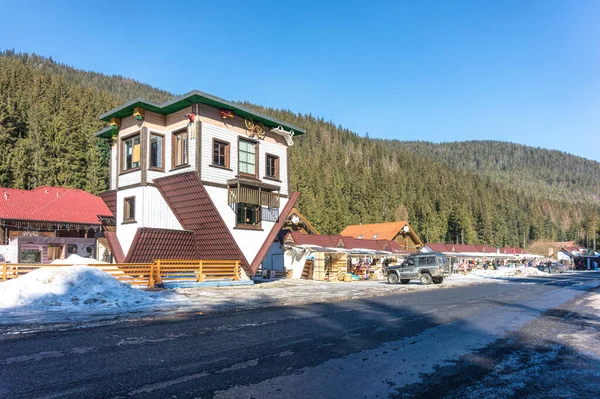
[[204, 185, 286, 265], [200, 122, 288, 195], [201, 123, 238, 184], [140, 187, 183, 230], [110, 144, 117, 190], [258, 139, 289, 196], [116, 187, 145, 256], [118, 170, 141, 187]]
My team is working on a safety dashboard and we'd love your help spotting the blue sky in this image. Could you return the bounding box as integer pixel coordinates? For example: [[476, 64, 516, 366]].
[[1, 0, 599, 161]]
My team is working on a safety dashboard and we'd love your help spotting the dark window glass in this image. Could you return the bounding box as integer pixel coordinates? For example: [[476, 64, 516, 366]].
[[266, 155, 279, 178], [150, 134, 163, 169], [124, 197, 135, 221], [236, 203, 261, 226], [213, 140, 229, 167]]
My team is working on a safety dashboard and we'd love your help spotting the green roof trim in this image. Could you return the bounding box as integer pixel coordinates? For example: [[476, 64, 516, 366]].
[[95, 90, 305, 139], [94, 125, 118, 139]]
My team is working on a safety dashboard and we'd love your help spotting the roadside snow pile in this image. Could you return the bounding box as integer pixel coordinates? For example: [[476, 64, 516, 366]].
[[471, 267, 548, 278], [0, 266, 167, 312]]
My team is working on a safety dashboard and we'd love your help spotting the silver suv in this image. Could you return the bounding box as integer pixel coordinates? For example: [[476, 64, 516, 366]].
[[384, 253, 450, 285]]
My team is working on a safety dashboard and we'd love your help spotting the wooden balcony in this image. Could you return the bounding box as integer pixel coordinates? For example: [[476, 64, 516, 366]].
[[227, 179, 280, 208]]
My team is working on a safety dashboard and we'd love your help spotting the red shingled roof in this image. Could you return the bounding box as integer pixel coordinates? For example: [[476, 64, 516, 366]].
[[284, 232, 410, 255], [105, 232, 125, 263], [500, 247, 527, 255], [340, 236, 382, 251], [126, 228, 199, 263], [154, 172, 251, 275], [0, 186, 113, 224], [426, 243, 452, 252], [427, 243, 528, 255], [475, 245, 498, 253], [285, 231, 342, 248], [99, 190, 117, 216]]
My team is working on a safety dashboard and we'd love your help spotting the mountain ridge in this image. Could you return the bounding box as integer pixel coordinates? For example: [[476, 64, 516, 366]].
[[1, 50, 598, 247]]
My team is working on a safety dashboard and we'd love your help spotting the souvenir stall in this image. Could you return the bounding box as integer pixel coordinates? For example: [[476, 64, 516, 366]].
[[347, 250, 395, 280]]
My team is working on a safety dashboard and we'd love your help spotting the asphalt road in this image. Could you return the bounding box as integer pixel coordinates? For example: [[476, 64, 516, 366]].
[[1, 271, 599, 399]]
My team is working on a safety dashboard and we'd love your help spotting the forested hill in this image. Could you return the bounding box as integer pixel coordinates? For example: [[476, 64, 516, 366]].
[[390, 140, 600, 203], [1, 51, 598, 248]]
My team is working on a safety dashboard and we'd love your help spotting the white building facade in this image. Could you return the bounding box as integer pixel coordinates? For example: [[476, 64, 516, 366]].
[[95, 91, 304, 275]]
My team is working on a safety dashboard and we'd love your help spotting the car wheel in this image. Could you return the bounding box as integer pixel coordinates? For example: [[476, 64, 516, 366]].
[[433, 277, 443, 284], [400, 279, 410, 284], [387, 273, 399, 284], [420, 273, 433, 285]]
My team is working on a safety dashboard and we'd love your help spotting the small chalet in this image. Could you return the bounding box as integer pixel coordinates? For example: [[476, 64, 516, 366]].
[[0, 187, 114, 263], [339, 221, 423, 252], [95, 90, 305, 278]]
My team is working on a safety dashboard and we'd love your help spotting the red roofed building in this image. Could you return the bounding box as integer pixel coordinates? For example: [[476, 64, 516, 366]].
[[339, 221, 423, 252], [0, 186, 114, 263]]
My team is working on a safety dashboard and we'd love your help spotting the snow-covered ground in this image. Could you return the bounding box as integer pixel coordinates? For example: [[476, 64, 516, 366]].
[[0, 264, 584, 328], [0, 266, 185, 325], [470, 266, 549, 278]]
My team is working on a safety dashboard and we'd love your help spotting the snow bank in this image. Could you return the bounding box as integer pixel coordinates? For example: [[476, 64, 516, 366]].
[[0, 266, 166, 312], [471, 266, 548, 278]]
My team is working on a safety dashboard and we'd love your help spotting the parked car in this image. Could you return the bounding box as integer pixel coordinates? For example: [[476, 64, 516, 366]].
[[384, 253, 450, 285], [538, 263, 568, 273]]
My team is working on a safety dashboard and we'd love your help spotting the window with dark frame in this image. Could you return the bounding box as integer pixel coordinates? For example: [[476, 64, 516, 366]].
[[173, 130, 188, 168], [213, 140, 229, 168], [238, 139, 257, 177], [236, 202, 261, 227], [266, 154, 279, 179], [124, 197, 136, 222], [150, 133, 164, 170], [122, 134, 141, 171]]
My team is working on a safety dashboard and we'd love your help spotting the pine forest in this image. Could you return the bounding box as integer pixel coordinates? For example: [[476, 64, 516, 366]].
[[1, 51, 599, 249]]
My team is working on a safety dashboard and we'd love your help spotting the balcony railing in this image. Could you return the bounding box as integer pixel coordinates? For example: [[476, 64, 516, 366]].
[[228, 186, 280, 208]]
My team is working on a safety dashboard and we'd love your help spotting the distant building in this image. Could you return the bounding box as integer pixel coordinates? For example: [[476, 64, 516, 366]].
[[0, 186, 113, 263], [95, 90, 305, 277], [339, 221, 423, 252]]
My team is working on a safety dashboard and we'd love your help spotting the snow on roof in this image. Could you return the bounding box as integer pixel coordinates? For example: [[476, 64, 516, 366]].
[[0, 186, 113, 225]]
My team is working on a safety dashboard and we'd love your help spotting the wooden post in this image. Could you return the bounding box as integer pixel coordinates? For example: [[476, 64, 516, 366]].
[[149, 262, 155, 288], [197, 260, 204, 282], [155, 260, 162, 284], [2, 263, 6, 281], [234, 261, 240, 281]]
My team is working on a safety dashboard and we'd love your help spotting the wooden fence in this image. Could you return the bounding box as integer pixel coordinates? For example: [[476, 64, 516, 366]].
[[0, 259, 241, 288]]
